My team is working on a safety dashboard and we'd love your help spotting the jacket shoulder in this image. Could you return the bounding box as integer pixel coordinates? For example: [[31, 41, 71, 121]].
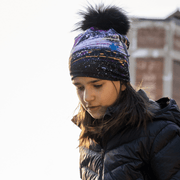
[[148, 119, 180, 179], [148, 119, 180, 155], [146, 119, 179, 136]]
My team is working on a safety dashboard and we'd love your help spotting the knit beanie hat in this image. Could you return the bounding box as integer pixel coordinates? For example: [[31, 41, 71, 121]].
[[69, 4, 130, 82]]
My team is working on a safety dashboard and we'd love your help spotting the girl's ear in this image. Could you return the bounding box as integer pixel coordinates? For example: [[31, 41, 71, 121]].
[[121, 84, 126, 91]]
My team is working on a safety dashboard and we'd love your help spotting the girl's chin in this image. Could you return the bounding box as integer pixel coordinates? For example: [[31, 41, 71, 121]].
[[88, 111, 105, 119], [86, 106, 107, 119]]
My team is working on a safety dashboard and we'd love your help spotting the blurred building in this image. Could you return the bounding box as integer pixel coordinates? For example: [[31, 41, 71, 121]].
[[128, 9, 180, 106]]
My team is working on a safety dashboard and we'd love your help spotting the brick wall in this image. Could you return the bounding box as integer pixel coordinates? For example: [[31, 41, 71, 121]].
[[137, 27, 165, 48], [130, 19, 180, 103], [173, 60, 180, 107], [174, 34, 180, 51], [136, 58, 164, 100]]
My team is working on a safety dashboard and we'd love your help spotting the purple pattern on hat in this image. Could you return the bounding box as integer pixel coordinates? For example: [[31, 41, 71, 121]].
[[69, 28, 130, 81]]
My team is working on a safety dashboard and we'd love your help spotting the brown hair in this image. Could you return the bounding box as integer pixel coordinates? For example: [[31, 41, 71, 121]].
[[74, 81, 153, 148]]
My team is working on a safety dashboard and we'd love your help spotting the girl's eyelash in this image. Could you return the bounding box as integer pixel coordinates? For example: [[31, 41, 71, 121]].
[[94, 84, 102, 88], [76, 84, 103, 90]]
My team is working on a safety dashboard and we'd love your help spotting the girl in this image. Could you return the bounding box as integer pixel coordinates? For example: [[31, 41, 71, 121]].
[[69, 4, 180, 180]]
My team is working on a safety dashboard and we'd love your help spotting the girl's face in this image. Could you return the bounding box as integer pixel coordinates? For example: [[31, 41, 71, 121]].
[[72, 77, 126, 119]]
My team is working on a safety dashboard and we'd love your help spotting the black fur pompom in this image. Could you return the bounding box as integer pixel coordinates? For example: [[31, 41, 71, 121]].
[[74, 4, 130, 35]]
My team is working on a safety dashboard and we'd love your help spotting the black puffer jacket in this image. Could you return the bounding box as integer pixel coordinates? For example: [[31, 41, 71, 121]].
[[76, 94, 180, 180]]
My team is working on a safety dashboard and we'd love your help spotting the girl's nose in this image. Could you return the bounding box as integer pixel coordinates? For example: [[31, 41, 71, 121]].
[[83, 89, 95, 103]]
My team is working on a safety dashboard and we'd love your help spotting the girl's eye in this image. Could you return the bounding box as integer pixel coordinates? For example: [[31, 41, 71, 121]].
[[77, 86, 84, 91], [94, 84, 102, 88]]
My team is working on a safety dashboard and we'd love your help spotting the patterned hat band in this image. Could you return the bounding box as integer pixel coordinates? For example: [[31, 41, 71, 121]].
[[69, 27, 130, 81]]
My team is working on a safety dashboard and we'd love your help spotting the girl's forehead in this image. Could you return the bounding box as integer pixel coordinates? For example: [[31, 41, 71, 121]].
[[72, 77, 104, 84]]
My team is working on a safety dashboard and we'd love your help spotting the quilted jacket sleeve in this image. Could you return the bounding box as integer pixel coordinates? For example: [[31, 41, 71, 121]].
[[150, 122, 180, 180]]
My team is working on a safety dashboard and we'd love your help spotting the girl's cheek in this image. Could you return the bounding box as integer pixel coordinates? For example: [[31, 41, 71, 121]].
[[77, 92, 84, 102]]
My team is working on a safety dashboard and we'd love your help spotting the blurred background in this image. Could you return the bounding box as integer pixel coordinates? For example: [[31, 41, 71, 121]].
[[0, 0, 180, 179]]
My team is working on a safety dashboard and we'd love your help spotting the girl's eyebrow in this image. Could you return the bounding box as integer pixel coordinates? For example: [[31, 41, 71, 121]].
[[87, 80, 102, 84], [73, 82, 81, 86]]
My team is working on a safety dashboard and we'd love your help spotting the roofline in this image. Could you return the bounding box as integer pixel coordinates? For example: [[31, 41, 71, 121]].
[[130, 17, 180, 26]]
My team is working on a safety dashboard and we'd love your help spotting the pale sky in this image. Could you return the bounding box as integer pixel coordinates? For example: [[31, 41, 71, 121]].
[[0, 0, 180, 179]]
